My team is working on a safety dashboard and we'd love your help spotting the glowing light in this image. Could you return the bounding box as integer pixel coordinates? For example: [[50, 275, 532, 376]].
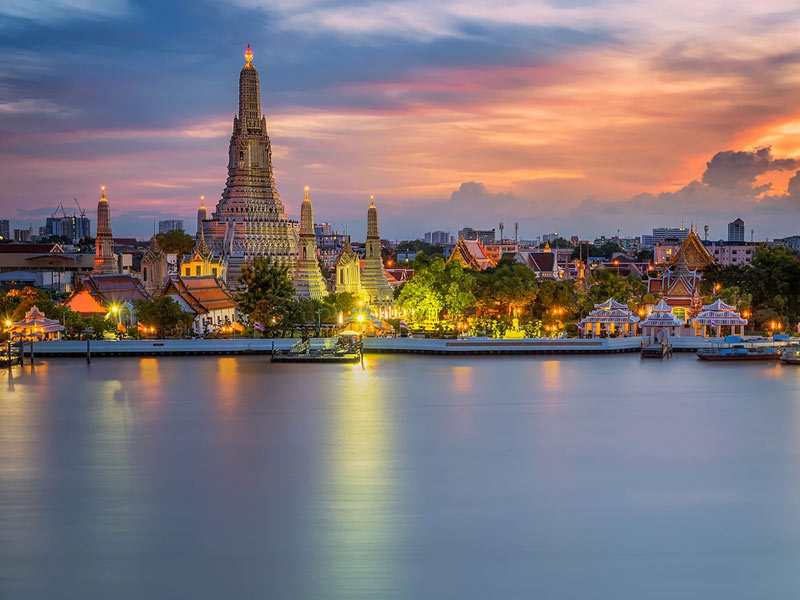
[[357, 314, 365, 323], [4, 320, 10, 327], [244, 45, 253, 65]]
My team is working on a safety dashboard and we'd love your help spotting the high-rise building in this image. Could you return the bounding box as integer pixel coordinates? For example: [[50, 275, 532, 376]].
[[424, 230, 452, 245], [158, 219, 184, 234], [202, 46, 298, 284], [641, 227, 690, 249], [43, 215, 90, 243], [93, 187, 117, 274], [728, 218, 745, 243], [293, 187, 328, 298], [459, 227, 495, 246], [0, 219, 9, 240], [14, 227, 33, 242]]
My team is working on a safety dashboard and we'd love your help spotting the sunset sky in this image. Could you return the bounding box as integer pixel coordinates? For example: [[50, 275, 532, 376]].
[[3, 0, 800, 240]]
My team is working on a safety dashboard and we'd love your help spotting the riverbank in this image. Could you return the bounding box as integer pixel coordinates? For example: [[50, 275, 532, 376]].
[[14, 336, 797, 358]]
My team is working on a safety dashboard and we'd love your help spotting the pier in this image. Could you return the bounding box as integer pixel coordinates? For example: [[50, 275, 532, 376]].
[[12, 336, 796, 358]]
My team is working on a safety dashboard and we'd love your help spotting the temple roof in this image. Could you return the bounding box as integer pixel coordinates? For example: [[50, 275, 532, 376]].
[[594, 298, 628, 310], [702, 298, 736, 311], [164, 275, 236, 315], [667, 228, 714, 270], [448, 239, 494, 270], [68, 274, 151, 310]]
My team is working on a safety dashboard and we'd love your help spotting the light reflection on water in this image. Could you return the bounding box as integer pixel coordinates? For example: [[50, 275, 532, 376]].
[[1, 355, 800, 599]]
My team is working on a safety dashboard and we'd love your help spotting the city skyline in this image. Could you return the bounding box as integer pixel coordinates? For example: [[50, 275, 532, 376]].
[[3, 1, 800, 239]]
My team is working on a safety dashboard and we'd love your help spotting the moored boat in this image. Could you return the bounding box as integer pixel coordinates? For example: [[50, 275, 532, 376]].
[[697, 345, 779, 361], [780, 346, 800, 365]]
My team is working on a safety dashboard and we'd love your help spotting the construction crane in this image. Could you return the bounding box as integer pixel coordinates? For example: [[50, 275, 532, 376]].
[[51, 202, 68, 219], [74, 197, 86, 218]]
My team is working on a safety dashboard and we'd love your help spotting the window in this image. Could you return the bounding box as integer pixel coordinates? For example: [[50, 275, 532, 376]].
[[185, 268, 190, 276], [212, 268, 217, 277], [143, 267, 148, 281], [196, 266, 201, 276]]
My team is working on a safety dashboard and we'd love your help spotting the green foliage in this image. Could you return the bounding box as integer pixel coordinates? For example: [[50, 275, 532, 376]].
[[133, 296, 193, 336], [10, 287, 59, 321], [635, 249, 654, 262], [474, 258, 537, 315], [538, 237, 573, 249], [155, 229, 195, 255], [235, 256, 298, 336], [702, 246, 800, 328], [397, 258, 475, 323], [38, 234, 72, 245]]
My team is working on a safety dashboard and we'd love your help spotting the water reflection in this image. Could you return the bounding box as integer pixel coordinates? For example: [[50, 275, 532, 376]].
[[323, 361, 401, 598]]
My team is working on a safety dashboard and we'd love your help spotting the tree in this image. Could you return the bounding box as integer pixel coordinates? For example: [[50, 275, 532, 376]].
[[155, 230, 195, 256], [474, 258, 538, 316], [635, 249, 654, 262], [236, 256, 296, 335], [397, 258, 475, 323], [11, 287, 59, 321], [133, 296, 192, 337]]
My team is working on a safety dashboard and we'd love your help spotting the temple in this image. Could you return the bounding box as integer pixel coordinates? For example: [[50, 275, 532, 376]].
[[333, 198, 394, 310], [202, 46, 298, 285], [293, 187, 328, 298], [358, 197, 394, 307], [648, 225, 713, 321], [578, 299, 640, 337], [93, 186, 116, 274], [691, 299, 748, 337], [640, 299, 684, 342], [196, 196, 207, 239]]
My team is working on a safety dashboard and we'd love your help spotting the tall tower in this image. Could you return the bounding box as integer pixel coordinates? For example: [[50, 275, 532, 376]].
[[293, 187, 328, 298], [196, 196, 207, 239], [360, 196, 394, 308], [93, 186, 117, 274], [202, 46, 298, 285]]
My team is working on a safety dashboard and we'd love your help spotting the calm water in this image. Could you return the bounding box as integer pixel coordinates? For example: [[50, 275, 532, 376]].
[[2, 354, 800, 598]]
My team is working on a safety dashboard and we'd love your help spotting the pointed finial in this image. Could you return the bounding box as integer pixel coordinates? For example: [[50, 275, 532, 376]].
[[200, 195, 205, 207], [370, 195, 374, 207], [100, 185, 106, 200], [245, 45, 253, 65], [304, 186, 310, 202]]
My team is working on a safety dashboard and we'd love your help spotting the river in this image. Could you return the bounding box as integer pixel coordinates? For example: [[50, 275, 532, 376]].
[[1, 355, 800, 598]]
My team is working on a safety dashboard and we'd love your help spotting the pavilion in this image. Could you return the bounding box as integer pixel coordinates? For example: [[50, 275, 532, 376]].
[[640, 300, 683, 341], [5, 305, 65, 341], [691, 299, 747, 337], [578, 299, 640, 337]]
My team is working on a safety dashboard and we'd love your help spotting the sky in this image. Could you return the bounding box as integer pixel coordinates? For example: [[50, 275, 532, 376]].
[[3, 0, 800, 241]]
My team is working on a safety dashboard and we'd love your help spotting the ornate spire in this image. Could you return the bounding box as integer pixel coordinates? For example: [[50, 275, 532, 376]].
[[93, 186, 116, 274], [367, 195, 379, 240], [244, 45, 253, 66], [543, 239, 551, 252], [300, 186, 314, 236]]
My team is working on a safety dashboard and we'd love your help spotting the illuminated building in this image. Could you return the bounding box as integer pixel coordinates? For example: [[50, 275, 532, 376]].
[[201, 46, 298, 285], [358, 197, 394, 307], [4, 305, 64, 341], [180, 228, 226, 280], [93, 186, 117, 275], [293, 188, 328, 298], [64, 273, 151, 327], [162, 275, 237, 335], [648, 225, 714, 322], [334, 235, 362, 296], [578, 299, 640, 337], [691, 299, 747, 337], [333, 198, 394, 309], [196, 197, 207, 239], [448, 238, 494, 270]]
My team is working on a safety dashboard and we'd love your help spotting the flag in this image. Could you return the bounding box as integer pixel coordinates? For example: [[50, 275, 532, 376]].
[[711, 320, 719, 328], [399, 321, 409, 329], [254, 321, 265, 332]]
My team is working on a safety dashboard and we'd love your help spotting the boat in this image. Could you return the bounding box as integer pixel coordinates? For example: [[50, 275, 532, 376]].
[[270, 331, 363, 364], [780, 346, 800, 365], [697, 344, 779, 361]]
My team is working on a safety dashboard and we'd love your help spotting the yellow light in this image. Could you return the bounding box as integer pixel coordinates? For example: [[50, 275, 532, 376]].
[[111, 305, 118, 313], [357, 314, 365, 323], [100, 185, 106, 192], [4, 320, 10, 327], [244, 45, 253, 64]]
